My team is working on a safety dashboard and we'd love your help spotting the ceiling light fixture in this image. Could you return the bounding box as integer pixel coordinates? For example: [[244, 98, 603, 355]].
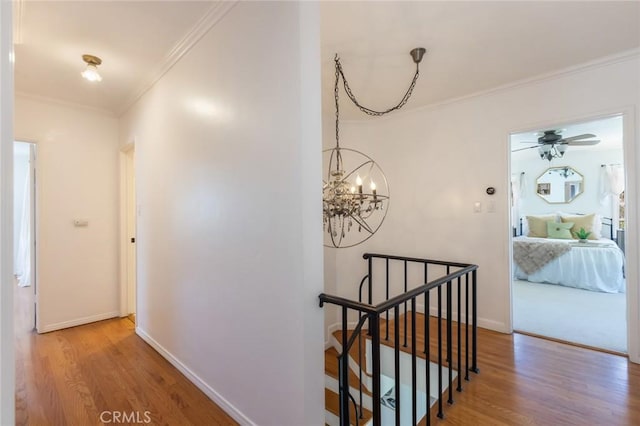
[[323, 47, 426, 248], [81, 54, 103, 82], [538, 143, 566, 162]]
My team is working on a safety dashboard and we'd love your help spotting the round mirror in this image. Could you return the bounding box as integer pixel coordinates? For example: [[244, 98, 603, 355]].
[[536, 166, 584, 204]]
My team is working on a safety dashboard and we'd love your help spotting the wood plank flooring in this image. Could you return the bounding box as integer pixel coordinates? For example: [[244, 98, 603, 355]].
[[14, 286, 237, 426], [14, 285, 640, 425]]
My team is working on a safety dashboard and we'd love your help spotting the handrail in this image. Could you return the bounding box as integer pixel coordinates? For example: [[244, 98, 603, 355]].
[[363, 252, 473, 268], [319, 294, 377, 314], [318, 264, 477, 314]]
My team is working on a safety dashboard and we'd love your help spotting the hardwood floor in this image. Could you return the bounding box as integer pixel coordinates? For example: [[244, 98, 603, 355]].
[[14, 286, 237, 426], [440, 327, 640, 425], [14, 285, 640, 425]]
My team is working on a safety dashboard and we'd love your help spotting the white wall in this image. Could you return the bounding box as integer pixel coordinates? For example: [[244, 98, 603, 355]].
[[0, 1, 15, 422], [119, 2, 324, 425], [513, 147, 624, 229], [14, 96, 120, 332], [330, 54, 640, 342]]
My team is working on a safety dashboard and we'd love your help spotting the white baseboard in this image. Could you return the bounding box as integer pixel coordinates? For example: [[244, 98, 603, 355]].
[[427, 306, 508, 333], [325, 319, 372, 350], [135, 326, 255, 426], [38, 311, 120, 333]]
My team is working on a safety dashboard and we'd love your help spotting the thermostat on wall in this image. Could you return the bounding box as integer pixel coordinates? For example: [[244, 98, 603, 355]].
[[73, 219, 89, 227]]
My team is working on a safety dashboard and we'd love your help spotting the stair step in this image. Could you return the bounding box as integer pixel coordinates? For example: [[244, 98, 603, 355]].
[[325, 388, 372, 426], [334, 312, 465, 367], [325, 347, 372, 396]]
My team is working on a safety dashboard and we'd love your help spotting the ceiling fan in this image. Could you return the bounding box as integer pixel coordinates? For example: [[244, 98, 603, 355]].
[[512, 129, 600, 161]]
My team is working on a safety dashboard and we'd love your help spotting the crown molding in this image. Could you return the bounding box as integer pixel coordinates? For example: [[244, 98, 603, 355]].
[[117, 1, 238, 117], [342, 48, 640, 124], [15, 91, 116, 117]]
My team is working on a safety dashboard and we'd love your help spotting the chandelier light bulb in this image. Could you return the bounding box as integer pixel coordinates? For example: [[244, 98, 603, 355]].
[[356, 175, 363, 186], [370, 181, 376, 191]]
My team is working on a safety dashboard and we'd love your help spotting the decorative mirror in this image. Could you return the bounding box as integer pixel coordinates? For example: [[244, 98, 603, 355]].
[[536, 166, 584, 204]]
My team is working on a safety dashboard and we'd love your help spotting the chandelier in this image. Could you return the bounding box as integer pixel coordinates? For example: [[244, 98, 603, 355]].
[[323, 48, 426, 248], [538, 144, 566, 162]]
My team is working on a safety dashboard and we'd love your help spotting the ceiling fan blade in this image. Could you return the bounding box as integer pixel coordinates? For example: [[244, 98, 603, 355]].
[[512, 145, 539, 152], [519, 141, 539, 144], [561, 133, 596, 142], [566, 139, 600, 146]]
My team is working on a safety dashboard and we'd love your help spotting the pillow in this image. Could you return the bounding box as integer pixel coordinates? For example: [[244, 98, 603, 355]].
[[558, 213, 604, 237], [547, 221, 574, 239], [526, 214, 558, 238], [560, 213, 597, 240]]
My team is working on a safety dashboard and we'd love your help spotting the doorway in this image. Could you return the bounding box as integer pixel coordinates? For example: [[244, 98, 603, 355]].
[[121, 147, 136, 323], [509, 114, 627, 353], [13, 141, 36, 331]]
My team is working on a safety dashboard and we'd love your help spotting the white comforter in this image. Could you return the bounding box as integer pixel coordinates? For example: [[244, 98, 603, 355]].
[[513, 236, 625, 293]]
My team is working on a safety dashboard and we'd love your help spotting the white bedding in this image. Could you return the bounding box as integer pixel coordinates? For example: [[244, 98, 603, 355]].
[[513, 236, 625, 293]]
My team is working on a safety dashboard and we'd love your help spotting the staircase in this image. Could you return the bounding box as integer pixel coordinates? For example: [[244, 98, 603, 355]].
[[325, 313, 464, 426], [320, 253, 479, 426]]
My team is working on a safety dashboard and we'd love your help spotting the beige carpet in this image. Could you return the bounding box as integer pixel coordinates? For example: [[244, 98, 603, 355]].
[[513, 279, 627, 353]]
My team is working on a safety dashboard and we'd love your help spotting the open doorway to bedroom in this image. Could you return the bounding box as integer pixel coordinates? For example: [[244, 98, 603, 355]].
[[14, 141, 37, 332], [510, 114, 627, 354]]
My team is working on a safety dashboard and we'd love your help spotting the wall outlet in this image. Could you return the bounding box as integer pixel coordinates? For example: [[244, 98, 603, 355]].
[[73, 219, 89, 227]]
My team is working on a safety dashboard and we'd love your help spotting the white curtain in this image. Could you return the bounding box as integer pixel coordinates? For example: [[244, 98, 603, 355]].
[[15, 164, 31, 287], [599, 164, 625, 230], [511, 172, 526, 232]]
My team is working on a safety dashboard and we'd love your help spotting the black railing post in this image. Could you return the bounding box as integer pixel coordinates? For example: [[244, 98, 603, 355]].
[[368, 257, 373, 305], [465, 273, 470, 382], [371, 312, 382, 425], [340, 306, 350, 426], [437, 285, 443, 419], [447, 279, 453, 405], [411, 298, 417, 426], [457, 275, 462, 392], [404, 260, 408, 348], [394, 305, 401, 426], [385, 258, 389, 341], [472, 269, 479, 374]]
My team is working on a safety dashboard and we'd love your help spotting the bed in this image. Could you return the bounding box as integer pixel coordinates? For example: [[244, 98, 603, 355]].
[[513, 214, 625, 293]]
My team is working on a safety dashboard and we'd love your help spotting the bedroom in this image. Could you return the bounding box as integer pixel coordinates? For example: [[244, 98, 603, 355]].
[[510, 115, 626, 353]]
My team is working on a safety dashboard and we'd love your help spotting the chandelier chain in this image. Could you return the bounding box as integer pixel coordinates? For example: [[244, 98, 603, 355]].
[[335, 55, 340, 150], [334, 55, 420, 117]]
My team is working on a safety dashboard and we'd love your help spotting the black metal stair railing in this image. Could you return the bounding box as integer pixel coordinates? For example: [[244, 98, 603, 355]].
[[319, 253, 479, 426]]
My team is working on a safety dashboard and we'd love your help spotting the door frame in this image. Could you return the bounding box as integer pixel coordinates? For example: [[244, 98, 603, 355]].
[[119, 143, 136, 318], [506, 106, 639, 363]]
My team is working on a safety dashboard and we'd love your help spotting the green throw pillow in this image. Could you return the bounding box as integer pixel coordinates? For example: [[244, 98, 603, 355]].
[[547, 221, 574, 239]]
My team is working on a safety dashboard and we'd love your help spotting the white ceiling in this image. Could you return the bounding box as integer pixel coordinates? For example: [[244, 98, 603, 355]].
[[14, 1, 214, 114], [13, 1, 640, 117]]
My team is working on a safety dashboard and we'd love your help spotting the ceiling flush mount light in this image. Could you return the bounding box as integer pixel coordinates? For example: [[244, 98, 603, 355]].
[[323, 47, 426, 248], [81, 54, 103, 82]]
